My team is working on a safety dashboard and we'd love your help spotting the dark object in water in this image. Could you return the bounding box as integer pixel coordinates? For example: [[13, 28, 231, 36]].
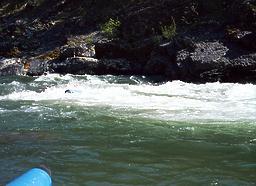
[[65, 89, 81, 94], [65, 89, 72, 93]]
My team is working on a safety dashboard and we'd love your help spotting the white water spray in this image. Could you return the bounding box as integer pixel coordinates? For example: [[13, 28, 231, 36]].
[[0, 74, 255, 121]]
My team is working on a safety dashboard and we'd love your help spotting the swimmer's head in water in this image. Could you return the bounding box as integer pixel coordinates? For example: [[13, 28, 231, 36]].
[[65, 89, 72, 93]]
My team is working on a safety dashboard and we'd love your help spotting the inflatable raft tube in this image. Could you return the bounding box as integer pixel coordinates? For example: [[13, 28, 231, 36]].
[[7, 167, 52, 186]]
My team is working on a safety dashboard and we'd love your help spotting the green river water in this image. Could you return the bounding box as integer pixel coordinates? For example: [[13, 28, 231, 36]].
[[0, 75, 256, 185]]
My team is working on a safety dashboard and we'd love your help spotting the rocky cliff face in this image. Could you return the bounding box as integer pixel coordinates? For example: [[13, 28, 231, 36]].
[[0, 0, 255, 83]]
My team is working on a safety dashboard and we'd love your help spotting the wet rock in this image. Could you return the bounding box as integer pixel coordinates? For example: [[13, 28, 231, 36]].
[[49, 57, 99, 75], [190, 42, 229, 66], [0, 0, 255, 83], [0, 58, 24, 76], [59, 45, 95, 60], [144, 43, 172, 74], [144, 55, 170, 75], [239, 32, 256, 50], [26, 59, 49, 76], [48, 57, 142, 75], [95, 40, 129, 59], [235, 31, 256, 51], [223, 53, 256, 83], [231, 53, 256, 70], [99, 58, 142, 75], [175, 41, 230, 82], [94, 39, 154, 62], [143, 39, 184, 79]]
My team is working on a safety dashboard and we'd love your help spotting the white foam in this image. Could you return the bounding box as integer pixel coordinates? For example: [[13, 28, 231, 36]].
[[0, 74, 255, 121], [20, 105, 54, 113], [0, 108, 6, 113], [34, 73, 74, 82]]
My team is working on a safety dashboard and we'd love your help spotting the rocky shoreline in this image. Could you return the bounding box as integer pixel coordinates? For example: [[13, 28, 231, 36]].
[[0, 0, 255, 83]]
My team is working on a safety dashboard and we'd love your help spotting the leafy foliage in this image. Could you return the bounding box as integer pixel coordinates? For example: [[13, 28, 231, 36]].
[[161, 17, 176, 40], [85, 35, 94, 46], [101, 18, 121, 39]]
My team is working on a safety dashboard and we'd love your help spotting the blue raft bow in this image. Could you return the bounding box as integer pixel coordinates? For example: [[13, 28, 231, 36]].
[[7, 167, 52, 186]]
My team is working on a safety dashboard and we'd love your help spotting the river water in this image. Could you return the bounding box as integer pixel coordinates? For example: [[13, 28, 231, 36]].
[[0, 74, 255, 185]]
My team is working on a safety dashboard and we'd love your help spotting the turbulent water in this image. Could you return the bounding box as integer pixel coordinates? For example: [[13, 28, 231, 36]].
[[0, 74, 256, 185]]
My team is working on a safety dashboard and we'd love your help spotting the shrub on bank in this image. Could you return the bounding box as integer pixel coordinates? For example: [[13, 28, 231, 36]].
[[101, 18, 121, 39]]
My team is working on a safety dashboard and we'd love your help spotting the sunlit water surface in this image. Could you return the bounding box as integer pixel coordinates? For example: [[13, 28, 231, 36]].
[[0, 74, 255, 185]]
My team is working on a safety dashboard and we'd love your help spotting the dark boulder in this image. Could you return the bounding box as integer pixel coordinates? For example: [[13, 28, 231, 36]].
[[0, 42, 14, 57], [144, 42, 179, 79], [99, 58, 143, 75], [49, 57, 99, 75], [226, 29, 256, 51], [223, 53, 256, 83], [237, 32, 256, 51], [144, 42, 170, 76], [144, 55, 171, 75], [94, 39, 154, 63], [48, 56, 142, 76], [175, 41, 230, 82], [26, 59, 49, 76], [95, 40, 128, 59], [59, 45, 95, 60], [0, 58, 24, 76]]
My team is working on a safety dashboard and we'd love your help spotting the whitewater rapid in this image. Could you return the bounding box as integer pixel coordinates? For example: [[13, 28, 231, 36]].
[[0, 74, 255, 121]]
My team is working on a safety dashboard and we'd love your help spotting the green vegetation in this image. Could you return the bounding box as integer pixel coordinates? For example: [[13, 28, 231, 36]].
[[152, 35, 162, 45], [161, 18, 176, 40], [250, 4, 256, 12], [85, 35, 94, 46], [0, 0, 254, 59], [101, 18, 121, 39]]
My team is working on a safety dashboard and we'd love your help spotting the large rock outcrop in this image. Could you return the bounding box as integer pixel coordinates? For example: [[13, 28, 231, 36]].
[[143, 33, 256, 83], [48, 57, 143, 75], [175, 41, 230, 82], [0, 58, 24, 76], [0, 0, 255, 83], [223, 53, 256, 82], [26, 59, 49, 76]]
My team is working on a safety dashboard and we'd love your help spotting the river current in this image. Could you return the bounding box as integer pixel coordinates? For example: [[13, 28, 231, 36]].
[[0, 74, 256, 185]]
